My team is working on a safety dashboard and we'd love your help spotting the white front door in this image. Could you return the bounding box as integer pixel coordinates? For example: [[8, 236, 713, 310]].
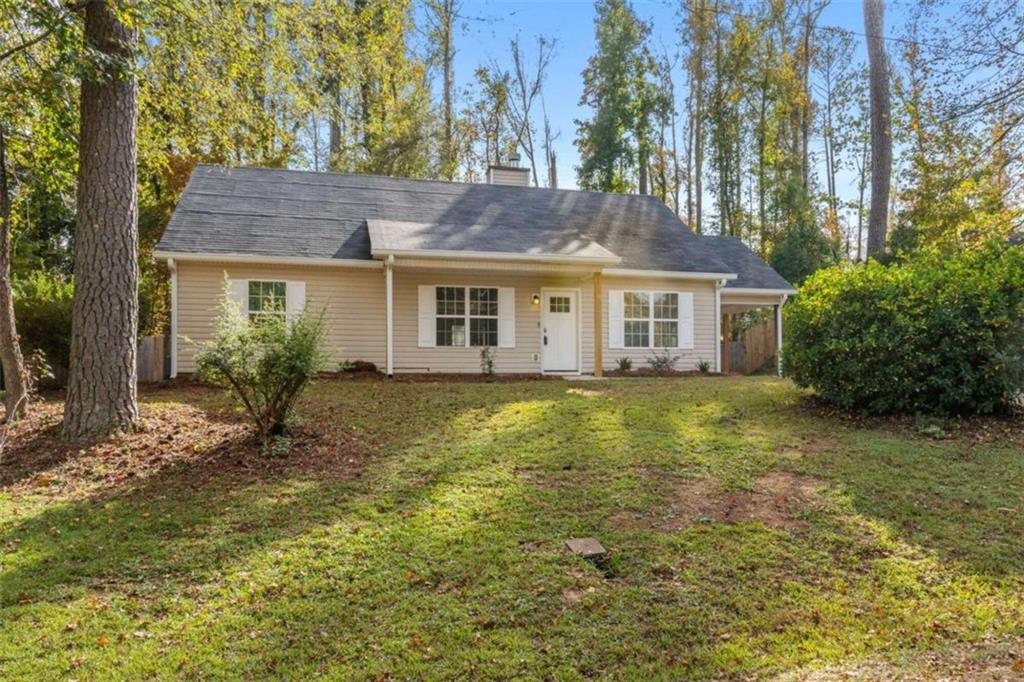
[[542, 290, 578, 372]]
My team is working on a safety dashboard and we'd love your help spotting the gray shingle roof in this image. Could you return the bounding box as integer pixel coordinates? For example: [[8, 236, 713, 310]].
[[706, 235, 796, 291], [366, 219, 619, 261], [157, 164, 793, 291]]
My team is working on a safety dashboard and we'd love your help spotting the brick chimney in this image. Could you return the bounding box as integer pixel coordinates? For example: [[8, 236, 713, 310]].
[[486, 152, 531, 187]]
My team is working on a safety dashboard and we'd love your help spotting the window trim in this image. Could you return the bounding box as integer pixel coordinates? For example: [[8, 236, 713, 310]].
[[622, 290, 680, 349], [247, 279, 288, 326], [434, 285, 500, 348]]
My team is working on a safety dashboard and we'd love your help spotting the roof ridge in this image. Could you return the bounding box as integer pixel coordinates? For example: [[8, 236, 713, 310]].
[[193, 163, 676, 202]]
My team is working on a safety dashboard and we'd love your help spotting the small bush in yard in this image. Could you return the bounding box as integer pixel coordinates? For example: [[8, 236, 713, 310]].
[[196, 288, 327, 453], [697, 358, 711, 374], [784, 242, 1024, 415], [647, 349, 680, 374], [480, 346, 495, 374], [616, 357, 632, 371]]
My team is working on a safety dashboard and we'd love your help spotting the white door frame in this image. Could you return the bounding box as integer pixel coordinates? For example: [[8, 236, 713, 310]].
[[540, 287, 582, 374]]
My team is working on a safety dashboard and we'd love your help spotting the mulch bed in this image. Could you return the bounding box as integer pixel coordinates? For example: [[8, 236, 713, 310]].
[[322, 371, 561, 383], [604, 368, 721, 378], [800, 395, 1024, 446]]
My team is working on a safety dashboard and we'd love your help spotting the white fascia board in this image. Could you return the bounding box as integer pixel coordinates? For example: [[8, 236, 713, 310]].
[[153, 250, 384, 269], [722, 287, 798, 295], [372, 247, 622, 266], [602, 268, 738, 281]]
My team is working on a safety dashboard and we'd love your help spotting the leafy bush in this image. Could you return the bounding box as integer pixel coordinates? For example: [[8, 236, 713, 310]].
[[13, 270, 74, 380], [479, 346, 495, 375], [195, 289, 327, 452], [696, 358, 711, 374], [784, 242, 1024, 415], [647, 349, 680, 374], [616, 357, 632, 371]]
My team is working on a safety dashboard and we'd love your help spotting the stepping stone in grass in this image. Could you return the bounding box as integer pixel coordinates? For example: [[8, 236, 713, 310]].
[[565, 537, 608, 562]]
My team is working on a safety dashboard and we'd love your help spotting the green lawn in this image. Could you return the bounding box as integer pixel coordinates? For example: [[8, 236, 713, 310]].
[[2, 377, 1023, 679]]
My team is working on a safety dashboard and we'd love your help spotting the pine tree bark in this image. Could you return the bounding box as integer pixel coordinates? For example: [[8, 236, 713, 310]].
[[864, 0, 891, 259], [0, 126, 28, 422], [327, 76, 342, 170], [63, 0, 139, 440]]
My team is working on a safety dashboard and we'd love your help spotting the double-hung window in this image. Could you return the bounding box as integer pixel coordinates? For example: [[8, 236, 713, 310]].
[[435, 286, 499, 347], [623, 292, 650, 348], [652, 293, 679, 347], [248, 280, 287, 327], [618, 290, 685, 349]]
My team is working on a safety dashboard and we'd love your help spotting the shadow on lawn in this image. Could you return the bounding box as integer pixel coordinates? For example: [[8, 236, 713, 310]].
[[1, 378, 1021, 677], [0, 381, 536, 608], [2, 378, 1020, 612]]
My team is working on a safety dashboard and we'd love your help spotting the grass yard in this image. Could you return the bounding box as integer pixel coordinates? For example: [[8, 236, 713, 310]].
[[1, 376, 1023, 679]]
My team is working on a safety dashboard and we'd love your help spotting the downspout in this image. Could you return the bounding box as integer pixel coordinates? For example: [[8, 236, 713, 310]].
[[714, 279, 724, 373], [168, 258, 178, 378], [385, 254, 394, 377]]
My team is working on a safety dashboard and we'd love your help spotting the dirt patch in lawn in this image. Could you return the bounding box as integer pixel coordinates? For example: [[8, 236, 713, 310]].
[[776, 436, 840, 458], [611, 472, 826, 532]]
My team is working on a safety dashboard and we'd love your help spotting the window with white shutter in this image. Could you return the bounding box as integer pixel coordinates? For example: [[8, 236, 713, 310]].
[[419, 285, 515, 348]]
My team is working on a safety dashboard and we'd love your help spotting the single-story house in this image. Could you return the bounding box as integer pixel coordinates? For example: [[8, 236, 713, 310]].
[[154, 163, 795, 377]]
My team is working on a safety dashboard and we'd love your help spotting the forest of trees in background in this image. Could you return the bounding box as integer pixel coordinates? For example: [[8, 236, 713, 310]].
[[2, 0, 1022, 340], [576, 0, 1023, 284]]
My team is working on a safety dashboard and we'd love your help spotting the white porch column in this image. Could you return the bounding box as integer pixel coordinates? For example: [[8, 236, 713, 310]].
[[775, 294, 787, 376], [714, 279, 724, 373], [385, 255, 394, 377], [168, 258, 178, 378]]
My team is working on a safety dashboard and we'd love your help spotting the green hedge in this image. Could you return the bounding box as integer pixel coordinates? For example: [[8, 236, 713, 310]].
[[783, 243, 1024, 415], [14, 269, 74, 375]]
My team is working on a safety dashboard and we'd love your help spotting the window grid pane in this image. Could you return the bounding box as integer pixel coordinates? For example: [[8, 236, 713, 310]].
[[549, 296, 571, 313], [436, 317, 466, 347], [623, 292, 649, 320], [436, 287, 465, 316], [469, 287, 498, 316], [470, 318, 498, 346], [248, 281, 286, 325], [653, 293, 678, 320], [624, 320, 649, 348], [654, 320, 678, 348]]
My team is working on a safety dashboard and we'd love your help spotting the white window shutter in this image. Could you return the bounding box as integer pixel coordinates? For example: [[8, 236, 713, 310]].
[[286, 281, 306, 326], [497, 287, 515, 348], [228, 278, 248, 317], [678, 292, 694, 350], [608, 290, 624, 349], [418, 285, 436, 348]]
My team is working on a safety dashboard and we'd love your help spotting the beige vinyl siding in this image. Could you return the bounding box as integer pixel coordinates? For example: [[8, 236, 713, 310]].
[[485, 166, 531, 186], [393, 269, 594, 374], [601, 277, 717, 371], [175, 260, 385, 373]]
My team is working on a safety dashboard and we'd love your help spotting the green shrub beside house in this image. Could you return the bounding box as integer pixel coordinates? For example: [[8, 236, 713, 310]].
[[784, 242, 1024, 415]]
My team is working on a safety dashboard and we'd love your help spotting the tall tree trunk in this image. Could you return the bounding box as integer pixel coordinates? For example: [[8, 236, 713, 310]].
[[0, 126, 28, 422], [692, 0, 705, 234], [63, 0, 140, 440], [327, 77, 342, 170], [856, 136, 869, 261], [441, 0, 455, 179], [864, 0, 891, 259], [638, 136, 648, 195]]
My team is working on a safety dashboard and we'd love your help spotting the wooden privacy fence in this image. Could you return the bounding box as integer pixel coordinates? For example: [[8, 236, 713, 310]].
[[137, 335, 170, 383], [722, 317, 777, 375]]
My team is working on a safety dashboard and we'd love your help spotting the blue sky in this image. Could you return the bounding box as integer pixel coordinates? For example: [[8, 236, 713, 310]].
[[447, 0, 903, 194]]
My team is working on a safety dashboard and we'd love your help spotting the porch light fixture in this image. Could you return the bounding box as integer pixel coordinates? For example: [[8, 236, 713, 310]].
[[531, 293, 541, 306]]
